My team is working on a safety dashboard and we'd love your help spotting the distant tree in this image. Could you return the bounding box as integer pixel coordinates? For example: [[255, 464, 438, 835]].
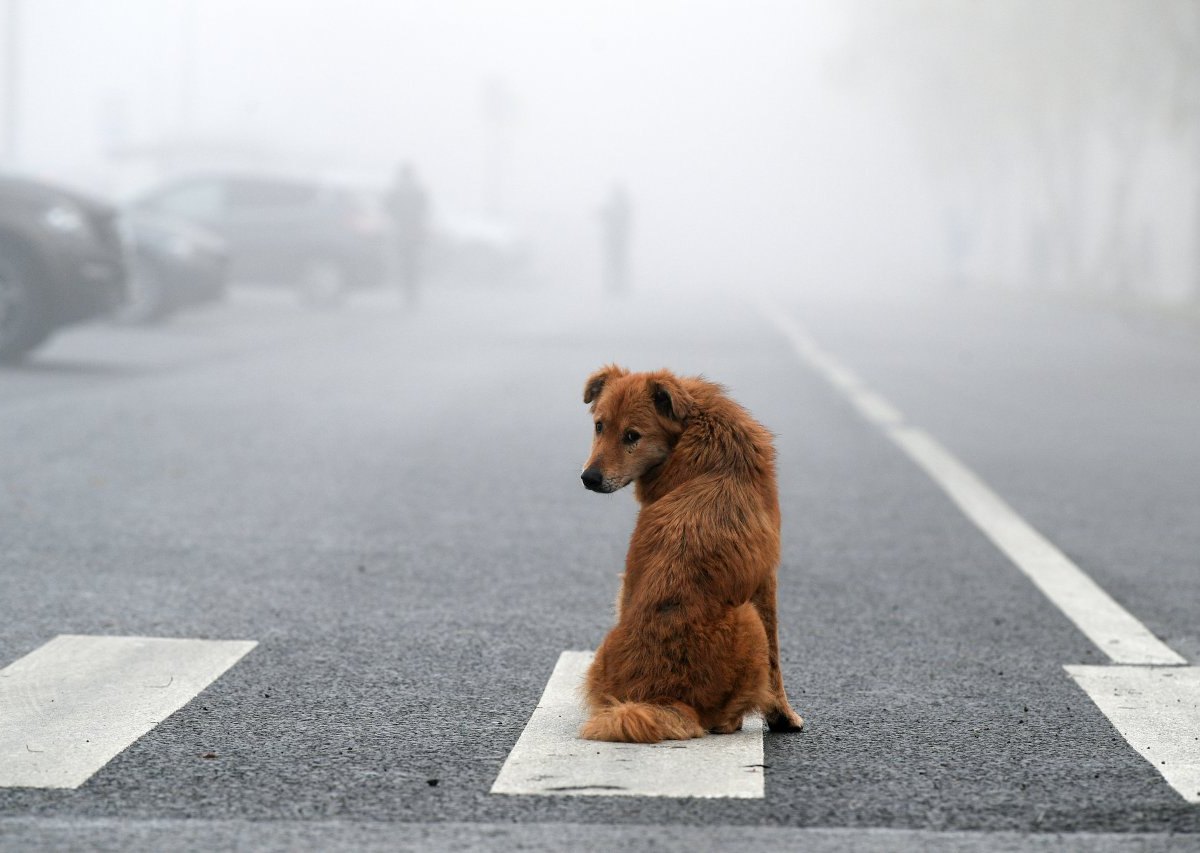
[[1161, 0, 1200, 301], [840, 0, 1185, 297]]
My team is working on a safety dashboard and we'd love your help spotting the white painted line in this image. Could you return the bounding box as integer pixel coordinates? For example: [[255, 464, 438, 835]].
[[0, 635, 257, 788], [1065, 665, 1200, 804], [491, 651, 765, 798], [891, 427, 1185, 666], [848, 388, 905, 427], [766, 304, 1200, 803], [766, 306, 1185, 667], [0, 817, 1184, 851], [768, 308, 863, 391]]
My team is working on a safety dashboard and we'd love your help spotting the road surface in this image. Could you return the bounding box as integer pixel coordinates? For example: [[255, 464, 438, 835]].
[[1, 284, 1197, 851]]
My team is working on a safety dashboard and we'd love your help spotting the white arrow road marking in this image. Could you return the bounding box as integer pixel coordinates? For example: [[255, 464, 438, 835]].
[[0, 635, 257, 789], [491, 651, 765, 798], [765, 304, 1198, 803]]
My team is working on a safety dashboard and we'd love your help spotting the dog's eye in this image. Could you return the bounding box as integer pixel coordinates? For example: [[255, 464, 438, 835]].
[[623, 430, 641, 444], [595, 421, 603, 435]]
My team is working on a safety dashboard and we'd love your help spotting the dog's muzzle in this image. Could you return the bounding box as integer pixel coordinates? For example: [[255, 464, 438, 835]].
[[581, 467, 606, 492]]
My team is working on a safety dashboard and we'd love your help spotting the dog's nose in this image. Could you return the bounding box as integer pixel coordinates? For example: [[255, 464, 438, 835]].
[[581, 468, 604, 491]]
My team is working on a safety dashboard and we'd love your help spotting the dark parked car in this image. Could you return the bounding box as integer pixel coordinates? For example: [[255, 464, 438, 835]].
[[116, 211, 228, 324], [0, 175, 127, 362], [130, 173, 388, 301]]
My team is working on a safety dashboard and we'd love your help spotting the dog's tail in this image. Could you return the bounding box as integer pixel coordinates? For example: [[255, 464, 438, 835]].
[[580, 700, 705, 744]]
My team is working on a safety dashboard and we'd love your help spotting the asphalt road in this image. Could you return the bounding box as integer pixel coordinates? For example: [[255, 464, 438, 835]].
[[1, 284, 1197, 851]]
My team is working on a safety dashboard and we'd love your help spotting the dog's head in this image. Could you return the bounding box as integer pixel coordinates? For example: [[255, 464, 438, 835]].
[[580, 365, 695, 493]]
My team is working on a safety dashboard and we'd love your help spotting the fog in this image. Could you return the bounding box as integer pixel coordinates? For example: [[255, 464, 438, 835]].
[[3, 1, 1198, 302], [8, 0, 940, 295]]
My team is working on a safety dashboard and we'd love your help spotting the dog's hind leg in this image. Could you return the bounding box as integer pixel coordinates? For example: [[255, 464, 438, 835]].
[[710, 716, 744, 734], [752, 578, 805, 732], [711, 603, 790, 736]]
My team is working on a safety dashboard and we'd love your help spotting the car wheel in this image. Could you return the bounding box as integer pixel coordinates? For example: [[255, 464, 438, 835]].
[[298, 259, 348, 308], [115, 257, 172, 325], [0, 249, 50, 363]]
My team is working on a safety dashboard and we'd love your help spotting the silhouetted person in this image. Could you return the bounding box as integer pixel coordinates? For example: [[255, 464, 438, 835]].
[[385, 163, 430, 307], [599, 184, 632, 295]]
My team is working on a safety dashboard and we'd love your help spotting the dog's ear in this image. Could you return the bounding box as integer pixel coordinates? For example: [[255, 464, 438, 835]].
[[650, 374, 695, 422], [583, 364, 628, 407]]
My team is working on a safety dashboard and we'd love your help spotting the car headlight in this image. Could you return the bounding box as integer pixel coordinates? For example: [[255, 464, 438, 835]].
[[42, 203, 89, 235]]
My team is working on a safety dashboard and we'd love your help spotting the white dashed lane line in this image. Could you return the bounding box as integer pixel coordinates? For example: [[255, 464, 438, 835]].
[[765, 304, 1199, 804], [491, 651, 766, 798], [0, 635, 257, 789]]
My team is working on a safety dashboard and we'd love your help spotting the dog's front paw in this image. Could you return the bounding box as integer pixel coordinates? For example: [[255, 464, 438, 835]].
[[766, 707, 804, 733]]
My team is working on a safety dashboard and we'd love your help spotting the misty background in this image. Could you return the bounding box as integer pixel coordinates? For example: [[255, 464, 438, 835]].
[[6, 0, 1194, 303]]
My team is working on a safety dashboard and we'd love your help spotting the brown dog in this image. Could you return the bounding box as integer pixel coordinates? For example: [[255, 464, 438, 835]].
[[578, 364, 803, 743]]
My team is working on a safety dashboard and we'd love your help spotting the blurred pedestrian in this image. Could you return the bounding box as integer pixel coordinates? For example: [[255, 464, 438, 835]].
[[385, 163, 430, 308], [599, 184, 632, 295]]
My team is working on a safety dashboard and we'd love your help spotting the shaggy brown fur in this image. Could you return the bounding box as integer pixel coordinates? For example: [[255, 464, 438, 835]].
[[578, 365, 804, 743]]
